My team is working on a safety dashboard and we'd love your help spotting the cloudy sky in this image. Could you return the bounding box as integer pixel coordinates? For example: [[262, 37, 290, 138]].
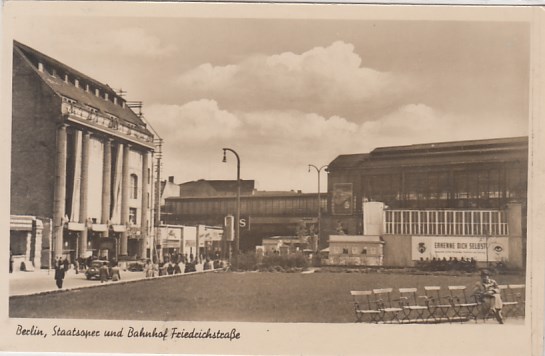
[[7, 10, 530, 192]]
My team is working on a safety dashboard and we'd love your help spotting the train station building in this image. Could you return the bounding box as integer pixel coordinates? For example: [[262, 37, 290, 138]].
[[323, 136, 528, 269]]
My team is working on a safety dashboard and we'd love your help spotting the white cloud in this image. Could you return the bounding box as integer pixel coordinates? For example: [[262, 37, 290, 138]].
[[152, 100, 527, 191], [146, 99, 241, 143], [175, 41, 399, 111], [176, 63, 239, 90], [360, 104, 527, 148]]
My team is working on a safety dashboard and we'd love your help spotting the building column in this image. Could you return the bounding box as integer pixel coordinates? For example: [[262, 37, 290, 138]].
[[120, 143, 131, 257], [507, 202, 524, 269], [53, 124, 67, 259], [25, 232, 32, 262], [78, 130, 90, 258], [140, 151, 149, 258], [34, 219, 43, 269], [101, 138, 112, 237]]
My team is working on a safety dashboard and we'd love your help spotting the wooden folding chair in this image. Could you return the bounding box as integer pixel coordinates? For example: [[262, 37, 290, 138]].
[[350, 290, 382, 323], [447, 285, 479, 323], [505, 284, 525, 318], [398, 287, 429, 323], [372, 288, 403, 324], [423, 286, 452, 323]]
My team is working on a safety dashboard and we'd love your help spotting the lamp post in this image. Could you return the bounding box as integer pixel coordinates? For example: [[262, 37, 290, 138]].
[[308, 164, 328, 251], [223, 148, 241, 265]]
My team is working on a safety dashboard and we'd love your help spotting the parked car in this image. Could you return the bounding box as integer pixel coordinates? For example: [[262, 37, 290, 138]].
[[85, 260, 109, 280], [127, 259, 146, 272]]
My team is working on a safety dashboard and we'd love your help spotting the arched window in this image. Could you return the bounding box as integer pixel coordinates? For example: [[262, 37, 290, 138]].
[[130, 174, 138, 199]]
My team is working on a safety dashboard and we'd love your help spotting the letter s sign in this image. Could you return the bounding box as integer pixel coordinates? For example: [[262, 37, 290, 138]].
[[239, 219, 246, 228]]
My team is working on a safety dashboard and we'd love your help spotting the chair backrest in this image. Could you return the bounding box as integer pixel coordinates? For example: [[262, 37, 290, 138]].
[[351, 290, 376, 310], [448, 285, 470, 303], [398, 287, 420, 306], [508, 284, 526, 302], [424, 286, 444, 304], [373, 288, 395, 307]]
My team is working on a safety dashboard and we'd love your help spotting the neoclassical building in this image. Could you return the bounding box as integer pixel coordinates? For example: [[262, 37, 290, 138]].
[[11, 41, 156, 269]]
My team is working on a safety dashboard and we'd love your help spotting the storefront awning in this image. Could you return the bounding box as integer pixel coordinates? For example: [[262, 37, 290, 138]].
[[90, 224, 108, 232], [67, 222, 85, 231], [10, 215, 35, 231], [112, 224, 126, 232]]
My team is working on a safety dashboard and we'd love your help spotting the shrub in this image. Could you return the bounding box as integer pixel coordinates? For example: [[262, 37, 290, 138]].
[[233, 252, 310, 271], [234, 251, 259, 271], [262, 253, 309, 269]]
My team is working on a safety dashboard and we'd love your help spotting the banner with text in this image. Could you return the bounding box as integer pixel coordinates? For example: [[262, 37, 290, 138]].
[[411, 236, 509, 262]]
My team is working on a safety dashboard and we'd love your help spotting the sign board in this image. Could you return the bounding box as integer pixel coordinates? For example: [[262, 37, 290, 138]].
[[198, 226, 224, 243], [332, 183, 353, 215], [182, 226, 197, 249], [411, 236, 509, 262], [224, 215, 234, 241], [239, 216, 250, 230], [159, 227, 181, 242]]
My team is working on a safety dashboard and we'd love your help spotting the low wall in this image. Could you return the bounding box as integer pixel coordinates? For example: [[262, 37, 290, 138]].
[[382, 235, 413, 267]]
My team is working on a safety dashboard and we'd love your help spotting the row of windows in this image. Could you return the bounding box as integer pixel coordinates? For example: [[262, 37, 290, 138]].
[[167, 196, 328, 217], [330, 246, 380, 255], [358, 166, 527, 210]]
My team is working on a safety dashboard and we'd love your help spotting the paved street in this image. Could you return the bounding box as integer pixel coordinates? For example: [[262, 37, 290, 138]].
[[9, 268, 150, 296], [8, 262, 222, 297]]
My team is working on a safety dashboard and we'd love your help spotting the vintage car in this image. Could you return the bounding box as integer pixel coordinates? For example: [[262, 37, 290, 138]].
[[127, 259, 147, 272], [85, 260, 110, 280]]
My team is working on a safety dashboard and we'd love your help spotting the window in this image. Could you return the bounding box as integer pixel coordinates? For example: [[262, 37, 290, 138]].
[[129, 208, 137, 225], [130, 174, 138, 199], [342, 248, 349, 255]]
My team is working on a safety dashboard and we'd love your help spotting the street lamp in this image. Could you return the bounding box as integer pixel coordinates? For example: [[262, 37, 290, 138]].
[[308, 164, 328, 251], [222, 148, 241, 265]]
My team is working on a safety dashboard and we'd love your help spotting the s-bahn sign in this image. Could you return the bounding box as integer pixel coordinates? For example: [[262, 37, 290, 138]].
[[411, 236, 509, 262]]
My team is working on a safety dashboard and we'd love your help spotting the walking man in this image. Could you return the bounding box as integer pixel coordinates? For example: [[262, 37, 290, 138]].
[[54, 260, 65, 289]]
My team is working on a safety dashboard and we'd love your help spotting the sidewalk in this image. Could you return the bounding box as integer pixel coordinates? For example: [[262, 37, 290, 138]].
[[9, 264, 222, 297]]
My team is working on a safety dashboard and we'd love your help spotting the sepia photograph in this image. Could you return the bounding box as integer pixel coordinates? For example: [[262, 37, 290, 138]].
[[1, 2, 544, 355]]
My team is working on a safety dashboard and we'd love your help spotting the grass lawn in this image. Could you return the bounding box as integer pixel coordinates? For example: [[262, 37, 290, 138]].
[[9, 271, 525, 322]]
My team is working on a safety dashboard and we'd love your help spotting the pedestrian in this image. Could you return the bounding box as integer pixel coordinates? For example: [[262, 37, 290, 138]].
[[111, 261, 121, 282], [473, 269, 504, 324], [174, 263, 181, 274], [99, 261, 110, 283], [62, 258, 69, 272], [144, 259, 154, 278], [54, 261, 65, 289], [73, 259, 79, 274]]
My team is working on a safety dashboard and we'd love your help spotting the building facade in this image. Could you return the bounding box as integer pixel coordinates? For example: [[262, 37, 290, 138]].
[[11, 41, 156, 268], [324, 137, 528, 268]]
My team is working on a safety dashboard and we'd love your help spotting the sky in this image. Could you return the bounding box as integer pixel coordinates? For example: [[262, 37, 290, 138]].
[[7, 11, 530, 192]]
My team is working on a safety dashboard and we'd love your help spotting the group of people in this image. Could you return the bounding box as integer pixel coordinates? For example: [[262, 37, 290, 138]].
[[416, 256, 478, 272], [97, 260, 122, 283], [142, 257, 224, 278], [53, 256, 122, 288]]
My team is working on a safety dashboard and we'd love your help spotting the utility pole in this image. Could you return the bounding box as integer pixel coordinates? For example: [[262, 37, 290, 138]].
[[222, 148, 241, 267], [308, 164, 328, 251], [153, 138, 163, 263]]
